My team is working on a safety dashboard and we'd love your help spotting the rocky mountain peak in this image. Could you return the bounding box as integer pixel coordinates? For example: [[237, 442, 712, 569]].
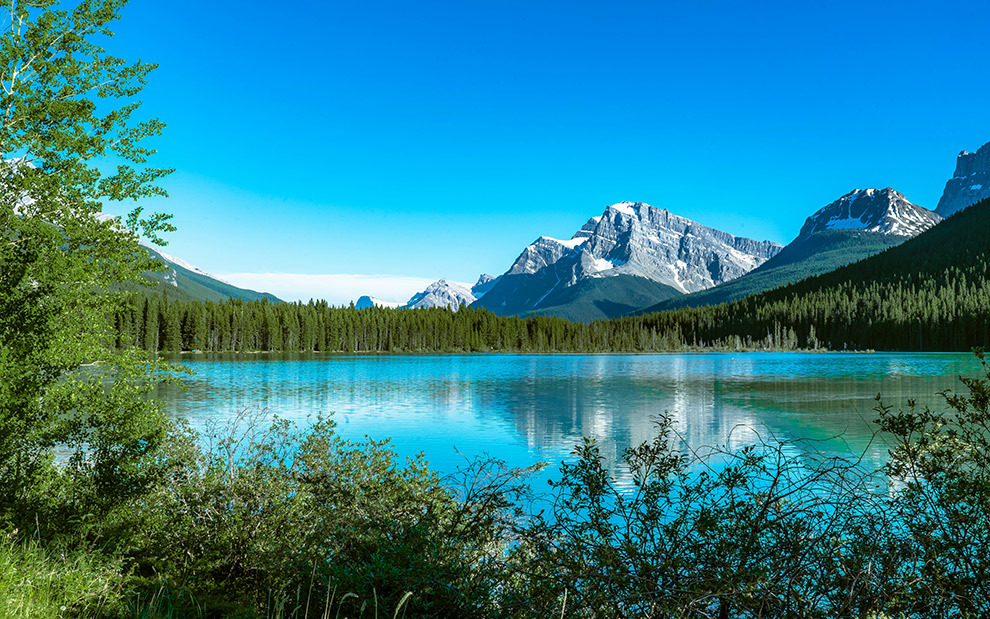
[[471, 274, 501, 298], [935, 140, 990, 217], [404, 279, 476, 311], [477, 201, 784, 319], [573, 202, 782, 293], [798, 188, 941, 240]]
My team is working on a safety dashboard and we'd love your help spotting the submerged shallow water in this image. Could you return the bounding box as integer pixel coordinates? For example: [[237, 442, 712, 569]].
[[158, 352, 980, 480]]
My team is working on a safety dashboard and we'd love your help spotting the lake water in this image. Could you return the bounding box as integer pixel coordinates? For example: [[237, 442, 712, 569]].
[[159, 352, 982, 483]]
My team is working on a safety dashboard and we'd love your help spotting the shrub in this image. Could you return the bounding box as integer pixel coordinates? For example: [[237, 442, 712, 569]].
[[125, 409, 536, 618]]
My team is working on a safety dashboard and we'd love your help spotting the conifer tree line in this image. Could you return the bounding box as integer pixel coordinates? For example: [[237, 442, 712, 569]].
[[118, 197, 990, 354]]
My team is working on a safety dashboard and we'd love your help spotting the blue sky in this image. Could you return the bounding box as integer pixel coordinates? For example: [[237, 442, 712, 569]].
[[106, 0, 990, 304]]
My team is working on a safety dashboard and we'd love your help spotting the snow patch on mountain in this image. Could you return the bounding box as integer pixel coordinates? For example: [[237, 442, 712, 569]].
[[798, 188, 940, 240], [608, 202, 637, 216], [146, 245, 231, 285], [545, 235, 589, 250]]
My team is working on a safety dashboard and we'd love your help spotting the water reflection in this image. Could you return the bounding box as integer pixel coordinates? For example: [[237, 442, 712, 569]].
[[159, 352, 981, 482]]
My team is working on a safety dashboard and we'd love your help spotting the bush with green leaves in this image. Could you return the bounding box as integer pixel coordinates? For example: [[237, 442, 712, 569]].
[[119, 409, 536, 617], [876, 348, 990, 617], [502, 419, 896, 618]]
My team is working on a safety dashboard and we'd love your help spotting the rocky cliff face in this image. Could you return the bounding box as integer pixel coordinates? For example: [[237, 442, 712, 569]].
[[475, 201, 782, 316], [936, 141, 990, 217], [798, 188, 941, 240], [470, 274, 501, 298], [574, 202, 782, 293], [506, 217, 600, 276]]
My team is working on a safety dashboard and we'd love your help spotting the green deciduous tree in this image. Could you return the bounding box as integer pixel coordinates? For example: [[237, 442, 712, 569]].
[[0, 0, 174, 531]]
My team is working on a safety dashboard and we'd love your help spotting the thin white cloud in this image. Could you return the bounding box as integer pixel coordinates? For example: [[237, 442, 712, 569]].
[[216, 272, 458, 306]]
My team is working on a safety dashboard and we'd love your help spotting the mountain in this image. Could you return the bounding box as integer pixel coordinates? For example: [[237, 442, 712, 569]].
[[628, 195, 990, 351], [641, 188, 941, 311], [519, 275, 688, 322], [403, 274, 503, 310], [470, 274, 501, 298], [137, 245, 281, 303], [356, 274, 503, 312], [405, 279, 477, 310], [473, 202, 782, 321], [935, 140, 990, 217], [355, 295, 401, 309], [796, 188, 941, 239]]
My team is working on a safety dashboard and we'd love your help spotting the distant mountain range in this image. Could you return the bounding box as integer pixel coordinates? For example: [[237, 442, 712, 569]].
[[155, 137, 990, 318], [385, 139, 990, 321], [355, 274, 501, 311]]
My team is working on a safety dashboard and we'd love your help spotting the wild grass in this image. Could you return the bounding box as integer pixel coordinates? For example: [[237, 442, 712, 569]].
[[0, 537, 414, 619], [0, 532, 123, 618]]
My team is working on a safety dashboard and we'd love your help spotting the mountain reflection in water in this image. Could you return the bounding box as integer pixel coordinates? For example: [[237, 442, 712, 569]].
[[158, 352, 979, 486]]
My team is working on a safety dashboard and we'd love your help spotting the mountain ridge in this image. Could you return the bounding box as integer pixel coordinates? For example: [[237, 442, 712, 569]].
[[139, 245, 282, 303], [640, 188, 940, 312]]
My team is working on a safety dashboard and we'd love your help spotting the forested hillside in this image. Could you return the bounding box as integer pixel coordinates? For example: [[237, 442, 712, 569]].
[[643, 229, 906, 311], [624, 196, 990, 351], [123, 246, 282, 303]]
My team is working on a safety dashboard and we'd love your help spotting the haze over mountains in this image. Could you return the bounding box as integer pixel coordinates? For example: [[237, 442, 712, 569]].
[[139, 245, 281, 303], [354, 275, 501, 311]]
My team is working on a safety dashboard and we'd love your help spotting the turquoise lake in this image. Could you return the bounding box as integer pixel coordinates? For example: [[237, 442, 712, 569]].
[[159, 352, 983, 482]]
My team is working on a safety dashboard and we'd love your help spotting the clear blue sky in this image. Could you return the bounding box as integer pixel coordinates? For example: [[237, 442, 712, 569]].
[[105, 0, 990, 303]]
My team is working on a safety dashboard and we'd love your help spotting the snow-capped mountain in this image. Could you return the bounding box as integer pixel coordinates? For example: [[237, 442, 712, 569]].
[[647, 188, 938, 313], [355, 295, 401, 309], [797, 188, 941, 240], [474, 201, 782, 320], [574, 202, 782, 292], [354, 274, 503, 312], [402, 274, 503, 310], [935, 140, 990, 217], [405, 279, 476, 310], [143, 242, 232, 285]]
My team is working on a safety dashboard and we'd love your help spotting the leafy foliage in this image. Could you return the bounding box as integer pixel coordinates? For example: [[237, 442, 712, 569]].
[[0, 0, 174, 533], [120, 410, 537, 617]]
